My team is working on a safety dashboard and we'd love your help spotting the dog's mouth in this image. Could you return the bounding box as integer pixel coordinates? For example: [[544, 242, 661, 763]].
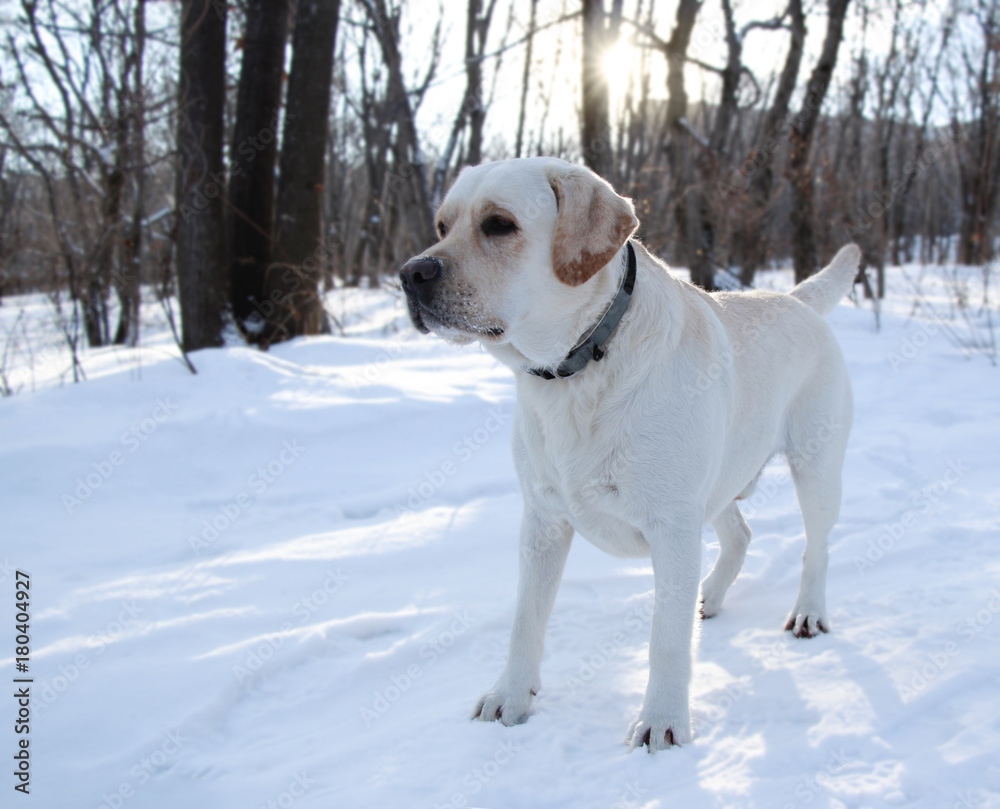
[[404, 292, 505, 341], [404, 293, 431, 334]]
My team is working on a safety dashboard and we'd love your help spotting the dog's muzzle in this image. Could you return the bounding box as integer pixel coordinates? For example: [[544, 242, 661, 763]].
[[400, 257, 442, 304], [399, 256, 443, 334]]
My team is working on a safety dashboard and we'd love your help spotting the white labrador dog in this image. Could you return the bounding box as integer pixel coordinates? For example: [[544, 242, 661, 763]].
[[400, 157, 859, 751]]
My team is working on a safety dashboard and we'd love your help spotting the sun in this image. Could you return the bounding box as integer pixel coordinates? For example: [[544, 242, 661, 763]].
[[602, 36, 635, 88]]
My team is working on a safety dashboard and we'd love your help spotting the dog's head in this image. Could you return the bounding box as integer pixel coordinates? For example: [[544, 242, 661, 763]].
[[400, 157, 638, 366]]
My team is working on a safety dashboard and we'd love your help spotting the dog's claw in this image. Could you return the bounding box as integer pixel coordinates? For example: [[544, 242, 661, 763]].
[[472, 682, 535, 726], [626, 714, 688, 752], [785, 612, 829, 638]]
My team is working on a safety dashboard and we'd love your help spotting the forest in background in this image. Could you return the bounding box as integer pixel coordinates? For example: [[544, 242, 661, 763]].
[[0, 0, 997, 356]]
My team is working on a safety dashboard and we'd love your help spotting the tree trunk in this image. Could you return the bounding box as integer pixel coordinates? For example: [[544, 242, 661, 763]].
[[176, 0, 229, 351], [740, 0, 805, 283], [268, 0, 342, 342], [228, 0, 290, 342], [465, 0, 495, 168], [515, 0, 538, 158], [791, 0, 851, 284], [114, 0, 146, 346], [956, 1, 999, 266], [662, 0, 704, 284], [581, 0, 622, 180], [226, 0, 288, 343], [688, 0, 741, 289], [432, 0, 497, 205], [369, 0, 436, 252]]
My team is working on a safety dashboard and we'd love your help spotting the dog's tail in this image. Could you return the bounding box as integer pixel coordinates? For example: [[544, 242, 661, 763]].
[[789, 244, 862, 317]]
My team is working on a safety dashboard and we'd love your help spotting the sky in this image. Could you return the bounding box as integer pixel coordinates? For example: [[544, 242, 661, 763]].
[[406, 0, 952, 159], [0, 0, 958, 172]]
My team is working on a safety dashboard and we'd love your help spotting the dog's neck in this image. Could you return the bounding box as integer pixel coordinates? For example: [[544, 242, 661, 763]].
[[523, 242, 636, 380], [484, 243, 635, 376]]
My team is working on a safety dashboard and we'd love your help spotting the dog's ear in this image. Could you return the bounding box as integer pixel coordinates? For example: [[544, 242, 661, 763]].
[[547, 166, 639, 286]]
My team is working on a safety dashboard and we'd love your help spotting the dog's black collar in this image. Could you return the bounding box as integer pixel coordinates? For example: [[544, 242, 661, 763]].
[[526, 241, 636, 380]]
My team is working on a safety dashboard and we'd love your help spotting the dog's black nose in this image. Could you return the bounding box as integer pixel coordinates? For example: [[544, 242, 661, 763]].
[[400, 257, 442, 300]]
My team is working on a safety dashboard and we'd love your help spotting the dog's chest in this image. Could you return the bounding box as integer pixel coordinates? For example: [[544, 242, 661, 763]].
[[523, 402, 651, 558]]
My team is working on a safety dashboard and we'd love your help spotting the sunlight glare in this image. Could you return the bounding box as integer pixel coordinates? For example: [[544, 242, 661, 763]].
[[602, 37, 635, 89]]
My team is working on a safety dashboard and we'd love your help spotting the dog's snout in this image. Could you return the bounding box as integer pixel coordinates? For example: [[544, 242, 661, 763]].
[[400, 257, 442, 300]]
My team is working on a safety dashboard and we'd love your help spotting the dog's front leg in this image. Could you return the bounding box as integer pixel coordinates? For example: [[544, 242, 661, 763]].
[[626, 517, 701, 751], [472, 509, 572, 726]]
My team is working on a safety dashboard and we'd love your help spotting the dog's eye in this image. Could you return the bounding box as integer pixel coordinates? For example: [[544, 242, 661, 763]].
[[437, 221, 448, 239], [481, 215, 518, 237]]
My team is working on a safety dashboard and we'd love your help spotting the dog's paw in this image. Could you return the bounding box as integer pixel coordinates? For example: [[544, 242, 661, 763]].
[[784, 610, 829, 638], [471, 682, 536, 726], [625, 708, 692, 752], [699, 594, 722, 620]]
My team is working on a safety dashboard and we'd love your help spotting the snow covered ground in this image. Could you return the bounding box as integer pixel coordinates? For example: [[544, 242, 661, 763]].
[[1, 262, 998, 809]]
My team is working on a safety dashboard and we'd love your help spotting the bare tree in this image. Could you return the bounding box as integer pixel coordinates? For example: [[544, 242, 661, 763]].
[[687, 0, 786, 287], [3, 0, 998, 345], [515, 0, 539, 158], [660, 0, 705, 283], [228, 0, 290, 342], [581, 0, 624, 180], [0, 140, 15, 303], [355, 0, 439, 277], [368, 0, 435, 248], [176, 0, 229, 350], [737, 0, 805, 283], [953, 0, 999, 265], [790, 0, 851, 283], [0, 0, 157, 347], [268, 0, 343, 341], [113, 0, 148, 346], [895, 4, 955, 263], [432, 0, 500, 205]]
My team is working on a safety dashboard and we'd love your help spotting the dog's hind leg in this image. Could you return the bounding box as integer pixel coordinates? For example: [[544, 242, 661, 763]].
[[700, 501, 751, 619], [785, 391, 852, 638]]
